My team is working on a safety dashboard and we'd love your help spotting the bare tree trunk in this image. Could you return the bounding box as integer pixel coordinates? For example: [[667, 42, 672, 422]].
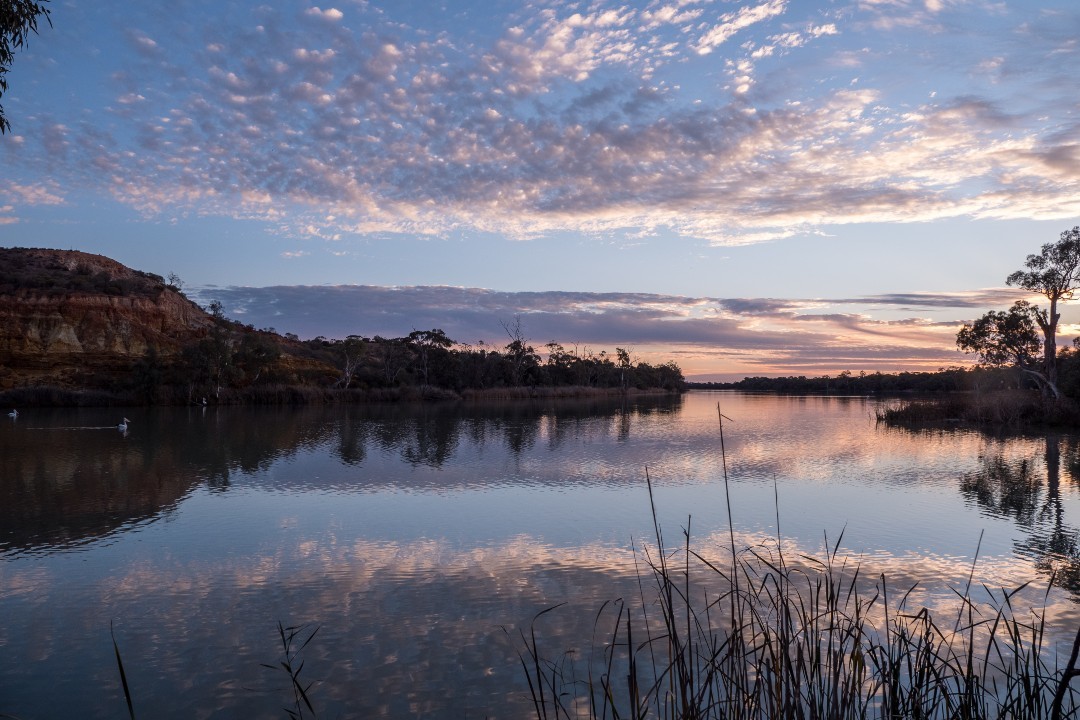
[[1019, 366, 1062, 400], [1040, 296, 1060, 393]]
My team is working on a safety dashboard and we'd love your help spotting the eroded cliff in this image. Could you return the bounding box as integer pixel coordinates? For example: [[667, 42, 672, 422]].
[[0, 248, 213, 388]]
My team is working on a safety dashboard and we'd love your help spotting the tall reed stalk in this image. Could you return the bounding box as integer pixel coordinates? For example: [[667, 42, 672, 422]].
[[262, 621, 320, 720], [510, 405, 1080, 719]]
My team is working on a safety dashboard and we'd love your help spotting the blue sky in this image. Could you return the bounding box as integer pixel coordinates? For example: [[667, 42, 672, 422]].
[[2, 0, 1079, 379]]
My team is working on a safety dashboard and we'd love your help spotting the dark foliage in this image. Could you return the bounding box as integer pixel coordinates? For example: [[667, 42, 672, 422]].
[[279, 331, 686, 398], [0, 247, 167, 298]]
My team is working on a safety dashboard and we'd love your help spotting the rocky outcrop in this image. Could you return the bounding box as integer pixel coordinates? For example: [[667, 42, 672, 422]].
[[0, 248, 214, 389]]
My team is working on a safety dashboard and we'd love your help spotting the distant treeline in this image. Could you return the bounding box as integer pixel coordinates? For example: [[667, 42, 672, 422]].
[[122, 311, 686, 405], [687, 365, 1069, 395], [289, 328, 686, 394]]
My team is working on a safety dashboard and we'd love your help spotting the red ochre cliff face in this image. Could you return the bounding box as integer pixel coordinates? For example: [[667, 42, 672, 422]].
[[0, 248, 215, 389]]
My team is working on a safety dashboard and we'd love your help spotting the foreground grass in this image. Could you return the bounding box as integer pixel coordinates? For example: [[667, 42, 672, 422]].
[[510, 408, 1080, 720], [512, 527, 1080, 719]]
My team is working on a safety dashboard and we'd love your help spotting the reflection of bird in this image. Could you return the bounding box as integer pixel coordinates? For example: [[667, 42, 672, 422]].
[[117, 417, 130, 432], [7, 409, 16, 419]]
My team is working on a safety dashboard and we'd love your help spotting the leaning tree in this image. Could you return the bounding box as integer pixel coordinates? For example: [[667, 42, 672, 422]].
[[999, 226, 1080, 398]]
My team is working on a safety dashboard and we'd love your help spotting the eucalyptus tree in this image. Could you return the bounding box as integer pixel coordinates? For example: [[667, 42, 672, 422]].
[[615, 347, 633, 390], [956, 300, 1055, 398], [501, 316, 539, 385], [1005, 226, 1080, 395], [373, 336, 409, 386], [407, 329, 454, 386], [333, 335, 367, 389]]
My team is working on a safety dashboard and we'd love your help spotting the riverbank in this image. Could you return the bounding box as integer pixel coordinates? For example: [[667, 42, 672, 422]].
[[0, 383, 682, 408]]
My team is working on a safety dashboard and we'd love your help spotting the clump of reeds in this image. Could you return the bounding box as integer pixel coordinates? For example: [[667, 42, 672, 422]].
[[231, 384, 334, 405], [877, 390, 1080, 427], [511, 506, 1080, 719], [510, 406, 1080, 720]]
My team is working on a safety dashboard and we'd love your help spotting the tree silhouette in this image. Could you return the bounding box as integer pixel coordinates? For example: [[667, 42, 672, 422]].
[[957, 300, 1050, 395], [407, 329, 454, 386], [1005, 226, 1080, 397]]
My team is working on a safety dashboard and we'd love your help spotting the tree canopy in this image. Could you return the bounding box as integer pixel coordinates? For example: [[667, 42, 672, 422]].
[[0, 0, 51, 134], [956, 300, 1047, 391]]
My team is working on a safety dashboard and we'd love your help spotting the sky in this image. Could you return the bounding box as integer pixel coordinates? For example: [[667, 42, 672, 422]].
[[1, 0, 1079, 380]]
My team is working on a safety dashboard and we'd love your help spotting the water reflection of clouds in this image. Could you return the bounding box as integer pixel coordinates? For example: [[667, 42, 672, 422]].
[[8, 522, 1080, 715], [96, 528, 1080, 646], [0, 566, 51, 601], [48, 528, 1073, 717]]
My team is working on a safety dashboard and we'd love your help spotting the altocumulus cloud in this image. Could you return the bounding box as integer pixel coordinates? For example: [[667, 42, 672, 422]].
[[5, 0, 1080, 246], [192, 285, 1033, 379]]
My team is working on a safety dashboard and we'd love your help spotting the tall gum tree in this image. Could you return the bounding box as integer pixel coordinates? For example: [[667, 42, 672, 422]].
[[1005, 226, 1080, 398]]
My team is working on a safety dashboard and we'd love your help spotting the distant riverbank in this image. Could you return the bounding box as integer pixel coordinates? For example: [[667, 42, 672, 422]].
[[0, 383, 683, 408]]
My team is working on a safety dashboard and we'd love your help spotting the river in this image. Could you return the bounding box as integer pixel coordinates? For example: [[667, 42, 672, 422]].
[[2, 391, 1079, 718]]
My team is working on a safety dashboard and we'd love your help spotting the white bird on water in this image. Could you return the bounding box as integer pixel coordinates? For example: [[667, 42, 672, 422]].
[[7, 409, 16, 419], [117, 417, 130, 432]]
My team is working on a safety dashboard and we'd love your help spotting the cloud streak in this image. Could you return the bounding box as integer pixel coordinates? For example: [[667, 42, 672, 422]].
[[193, 284, 1036, 379]]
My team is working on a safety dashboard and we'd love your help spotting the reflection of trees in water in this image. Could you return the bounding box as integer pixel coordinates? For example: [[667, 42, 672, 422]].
[[335, 411, 366, 466], [399, 407, 463, 468], [330, 394, 682, 470], [961, 434, 1080, 595], [1021, 436, 1080, 593], [0, 417, 198, 553], [960, 456, 1041, 526], [331, 403, 466, 469], [1, 395, 683, 554], [169, 406, 339, 489]]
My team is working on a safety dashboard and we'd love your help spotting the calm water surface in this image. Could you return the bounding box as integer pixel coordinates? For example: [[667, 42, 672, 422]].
[[3, 391, 1080, 718]]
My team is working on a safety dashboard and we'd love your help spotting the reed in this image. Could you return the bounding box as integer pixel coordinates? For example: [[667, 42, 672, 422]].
[[111, 621, 135, 720], [98, 621, 321, 720], [511, 506, 1080, 719], [261, 621, 320, 720], [510, 405, 1080, 720]]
